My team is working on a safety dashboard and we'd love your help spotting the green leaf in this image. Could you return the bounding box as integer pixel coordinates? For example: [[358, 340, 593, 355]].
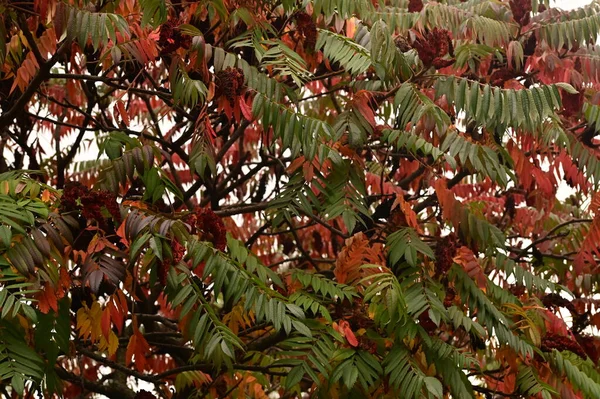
[[291, 320, 312, 338], [285, 365, 305, 390], [140, 0, 167, 28], [424, 376, 443, 398]]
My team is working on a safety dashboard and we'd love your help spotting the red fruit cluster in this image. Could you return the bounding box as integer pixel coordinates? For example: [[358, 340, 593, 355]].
[[346, 298, 374, 330], [562, 91, 584, 118], [188, 208, 227, 251], [523, 34, 537, 56], [295, 12, 317, 51], [282, 234, 295, 254], [509, 285, 526, 297], [418, 312, 437, 334], [171, 239, 186, 264], [490, 68, 514, 87], [542, 293, 576, 313], [312, 231, 323, 252], [504, 194, 516, 220], [357, 335, 378, 354], [157, 239, 186, 285], [510, 0, 532, 26], [576, 334, 600, 363], [62, 182, 121, 227], [435, 234, 458, 277], [412, 28, 454, 68], [541, 332, 587, 358], [215, 67, 245, 105], [408, 0, 424, 12], [443, 287, 456, 307], [158, 19, 191, 55]]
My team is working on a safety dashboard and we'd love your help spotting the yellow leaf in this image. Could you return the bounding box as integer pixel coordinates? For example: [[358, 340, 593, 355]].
[[224, 304, 253, 335], [76, 301, 103, 343], [107, 331, 119, 356]]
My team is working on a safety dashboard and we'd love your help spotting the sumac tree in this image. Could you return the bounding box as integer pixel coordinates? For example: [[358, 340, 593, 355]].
[[1, 0, 600, 398]]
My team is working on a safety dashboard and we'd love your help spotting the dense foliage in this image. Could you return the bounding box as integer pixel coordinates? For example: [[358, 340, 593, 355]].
[[1, 0, 600, 397]]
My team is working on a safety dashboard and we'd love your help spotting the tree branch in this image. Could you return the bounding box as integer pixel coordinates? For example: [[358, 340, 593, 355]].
[[54, 366, 136, 399], [0, 42, 69, 131]]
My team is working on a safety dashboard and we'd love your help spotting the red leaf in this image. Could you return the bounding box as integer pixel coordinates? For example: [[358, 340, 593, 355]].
[[239, 96, 254, 121], [204, 117, 217, 143], [335, 320, 358, 347], [101, 306, 112, 339], [591, 312, 600, 329], [126, 321, 150, 372], [115, 100, 130, 126], [110, 290, 128, 335]]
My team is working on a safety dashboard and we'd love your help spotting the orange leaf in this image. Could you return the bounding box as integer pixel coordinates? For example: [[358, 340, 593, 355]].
[[116, 217, 129, 247], [341, 321, 358, 347], [126, 320, 150, 372], [41, 189, 53, 202], [115, 100, 130, 126], [334, 232, 385, 284], [287, 156, 306, 174], [334, 320, 359, 347], [453, 246, 487, 290], [393, 194, 420, 232], [37, 282, 58, 314]]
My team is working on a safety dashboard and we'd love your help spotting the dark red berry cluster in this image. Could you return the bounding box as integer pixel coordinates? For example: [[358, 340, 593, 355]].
[[443, 287, 456, 307], [542, 293, 576, 313], [158, 19, 191, 55], [312, 231, 323, 252], [345, 298, 374, 330], [171, 239, 186, 264], [523, 34, 537, 56], [188, 208, 227, 251], [435, 234, 458, 277], [215, 67, 245, 105], [576, 334, 599, 363], [541, 332, 587, 358], [504, 194, 516, 220], [418, 312, 437, 334], [490, 68, 515, 87], [62, 182, 121, 228], [562, 91, 584, 118], [357, 335, 378, 354], [509, 285, 526, 297], [412, 28, 454, 69], [510, 0, 532, 26], [157, 239, 186, 285], [295, 12, 317, 51], [408, 0, 424, 13]]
